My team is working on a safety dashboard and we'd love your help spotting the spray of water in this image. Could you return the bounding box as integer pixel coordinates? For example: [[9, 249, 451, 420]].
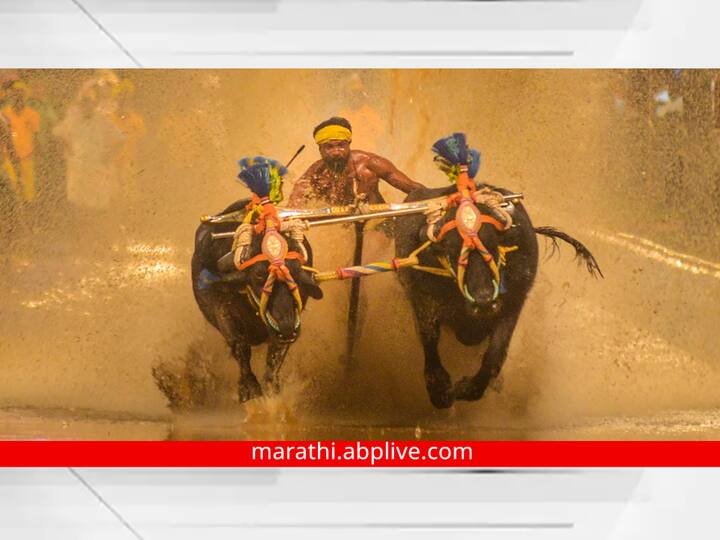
[[1, 69, 718, 439]]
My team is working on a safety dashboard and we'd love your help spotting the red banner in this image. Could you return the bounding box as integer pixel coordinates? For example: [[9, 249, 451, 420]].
[[1, 441, 720, 467]]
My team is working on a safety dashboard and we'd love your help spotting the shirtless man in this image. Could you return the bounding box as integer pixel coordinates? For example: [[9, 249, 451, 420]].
[[288, 116, 424, 208], [288, 116, 425, 361]]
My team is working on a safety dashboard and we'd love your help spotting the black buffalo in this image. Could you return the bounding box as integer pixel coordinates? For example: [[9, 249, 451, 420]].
[[395, 185, 601, 409], [191, 199, 323, 403]]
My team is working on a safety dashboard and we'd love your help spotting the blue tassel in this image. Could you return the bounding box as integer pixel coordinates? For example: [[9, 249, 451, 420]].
[[238, 164, 271, 198], [431, 132, 469, 166], [468, 148, 481, 179], [238, 156, 288, 175], [237, 155, 288, 199]]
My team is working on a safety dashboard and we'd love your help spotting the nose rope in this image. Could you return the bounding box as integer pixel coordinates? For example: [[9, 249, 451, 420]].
[[428, 168, 509, 301], [258, 262, 304, 326]]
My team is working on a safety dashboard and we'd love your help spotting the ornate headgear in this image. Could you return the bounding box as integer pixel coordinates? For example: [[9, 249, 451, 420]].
[[237, 156, 288, 204], [432, 132, 481, 184]]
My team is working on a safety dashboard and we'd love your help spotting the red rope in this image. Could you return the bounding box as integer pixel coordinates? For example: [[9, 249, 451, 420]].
[[250, 197, 282, 234], [236, 250, 306, 272], [430, 174, 508, 274]]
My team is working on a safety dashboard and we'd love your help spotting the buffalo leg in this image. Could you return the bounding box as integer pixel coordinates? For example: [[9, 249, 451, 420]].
[[233, 340, 263, 403], [419, 317, 455, 409], [264, 340, 291, 396], [454, 310, 520, 401], [214, 303, 262, 403]]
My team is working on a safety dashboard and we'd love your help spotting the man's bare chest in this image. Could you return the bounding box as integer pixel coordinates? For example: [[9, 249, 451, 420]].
[[312, 166, 378, 192]]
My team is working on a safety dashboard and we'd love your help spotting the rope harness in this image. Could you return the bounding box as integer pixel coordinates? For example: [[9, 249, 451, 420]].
[[226, 171, 520, 320], [306, 167, 518, 302], [232, 195, 306, 326], [428, 168, 515, 301]]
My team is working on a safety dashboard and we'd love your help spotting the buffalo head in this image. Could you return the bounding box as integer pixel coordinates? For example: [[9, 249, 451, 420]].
[[425, 201, 508, 318], [220, 232, 323, 343]]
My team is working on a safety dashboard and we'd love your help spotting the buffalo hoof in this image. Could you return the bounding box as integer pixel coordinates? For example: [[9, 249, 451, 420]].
[[425, 367, 455, 409], [238, 375, 263, 403], [454, 373, 491, 402], [489, 373, 504, 393], [263, 377, 281, 397]]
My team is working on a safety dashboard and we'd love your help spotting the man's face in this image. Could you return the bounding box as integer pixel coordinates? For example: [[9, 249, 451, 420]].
[[319, 139, 351, 172]]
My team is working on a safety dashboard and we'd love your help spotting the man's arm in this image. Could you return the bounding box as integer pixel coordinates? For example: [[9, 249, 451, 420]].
[[287, 159, 323, 207], [367, 154, 426, 194]]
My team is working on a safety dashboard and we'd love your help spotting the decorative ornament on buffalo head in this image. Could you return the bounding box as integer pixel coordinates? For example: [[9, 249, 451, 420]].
[[234, 157, 306, 327], [456, 200, 482, 237]]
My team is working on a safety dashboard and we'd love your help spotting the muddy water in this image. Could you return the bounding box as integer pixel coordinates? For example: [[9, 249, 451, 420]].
[[1, 70, 719, 440]]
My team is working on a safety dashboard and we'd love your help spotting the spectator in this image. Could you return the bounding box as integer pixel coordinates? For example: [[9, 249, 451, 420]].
[[0, 93, 19, 197], [53, 87, 124, 212], [1, 81, 41, 203], [27, 80, 62, 207]]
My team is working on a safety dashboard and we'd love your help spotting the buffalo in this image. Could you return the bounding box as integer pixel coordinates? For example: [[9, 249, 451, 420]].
[[395, 184, 601, 409], [191, 198, 323, 403]]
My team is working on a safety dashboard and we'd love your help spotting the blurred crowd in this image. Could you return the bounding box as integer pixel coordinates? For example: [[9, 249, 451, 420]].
[[615, 70, 720, 216], [0, 69, 146, 232]]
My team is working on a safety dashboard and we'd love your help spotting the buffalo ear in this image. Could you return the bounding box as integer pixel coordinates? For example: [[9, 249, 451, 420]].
[[297, 270, 324, 300], [305, 283, 324, 300]]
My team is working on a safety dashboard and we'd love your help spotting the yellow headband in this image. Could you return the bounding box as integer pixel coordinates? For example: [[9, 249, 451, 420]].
[[314, 125, 352, 145]]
